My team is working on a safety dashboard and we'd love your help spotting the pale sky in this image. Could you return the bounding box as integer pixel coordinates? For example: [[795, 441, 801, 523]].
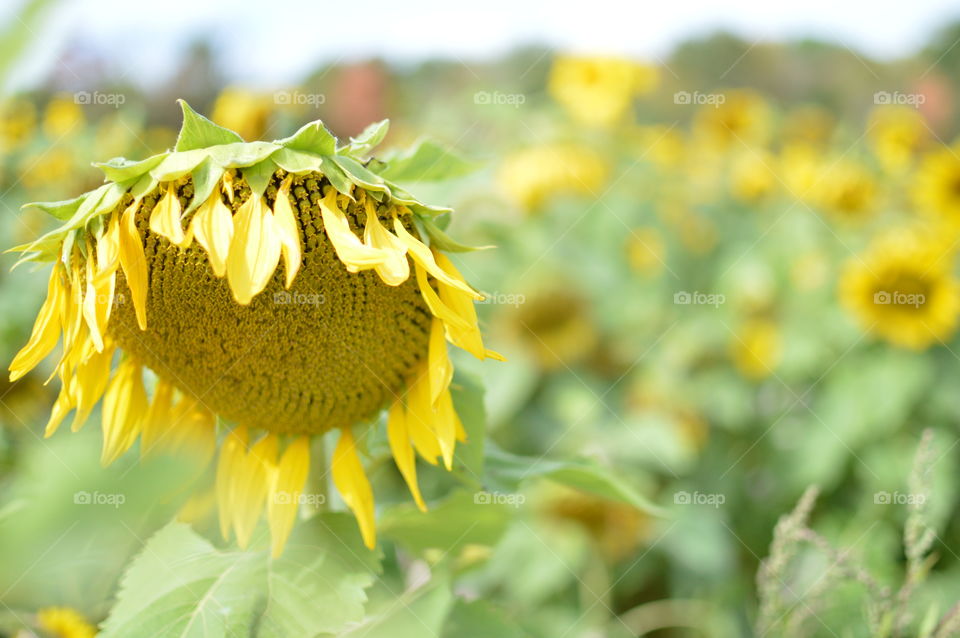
[[7, 0, 960, 90]]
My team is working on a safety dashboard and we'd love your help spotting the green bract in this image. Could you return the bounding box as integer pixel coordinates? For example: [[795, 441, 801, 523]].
[[13, 100, 484, 268]]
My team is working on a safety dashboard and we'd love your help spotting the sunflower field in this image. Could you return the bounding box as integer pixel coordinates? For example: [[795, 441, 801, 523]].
[[2, 3, 960, 637]]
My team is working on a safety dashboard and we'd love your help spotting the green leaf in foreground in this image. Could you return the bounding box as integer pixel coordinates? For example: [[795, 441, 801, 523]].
[[377, 139, 479, 182], [100, 515, 381, 638], [484, 445, 665, 516]]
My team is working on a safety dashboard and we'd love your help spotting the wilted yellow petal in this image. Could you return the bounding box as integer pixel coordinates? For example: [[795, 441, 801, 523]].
[[141, 378, 174, 458], [100, 358, 147, 466], [319, 188, 388, 272], [233, 433, 277, 548], [9, 264, 65, 382], [70, 342, 115, 432], [387, 400, 426, 512], [428, 318, 452, 406], [216, 426, 248, 540], [405, 367, 442, 465], [44, 385, 74, 438], [414, 263, 471, 331], [273, 177, 302, 289], [433, 388, 458, 471], [392, 217, 480, 298], [332, 428, 376, 549], [363, 200, 409, 286], [118, 200, 149, 330], [149, 185, 188, 247], [226, 194, 282, 305], [267, 437, 310, 557], [81, 248, 114, 353], [191, 193, 234, 278], [95, 214, 121, 284]]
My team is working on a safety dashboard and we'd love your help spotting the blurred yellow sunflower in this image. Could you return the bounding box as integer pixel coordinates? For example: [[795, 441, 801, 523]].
[[43, 94, 86, 139], [913, 144, 960, 225], [730, 318, 782, 380], [868, 105, 927, 173], [729, 149, 777, 203], [36, 606, 97, 638], [545, 487, 650, 561], [840, 229, 960, 349], [509, 289, 597, 371], [498, 144, 608, 211], [9, 102, 501, 555], [548, 55, 658, 128], [693, 89, 771, 151], [211, 87, 274, 141], [813, 159, 877, 222], [0, 97, 36, 152]]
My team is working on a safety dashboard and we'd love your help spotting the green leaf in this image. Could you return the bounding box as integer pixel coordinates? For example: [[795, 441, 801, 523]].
[[95, 153, 168, 183], [272, 147, 325, 174], [379, 490, 511, 555], [330, 156, 390, 195], [241, 159, 278, 196], [451, 371, 486, 482], [175, 99, 244, 151], [378, 139, 479, 182], [419, 216, 492, 253], [100, 515, 381, 638], [276, 120, 338, 156], [184, 157, 225, 216], [442, 600, 528, 638], [338, 571, 452, 638], [484, 446, 666, 516], [21, 194, 87, 221], [343, 120, 389, 158]]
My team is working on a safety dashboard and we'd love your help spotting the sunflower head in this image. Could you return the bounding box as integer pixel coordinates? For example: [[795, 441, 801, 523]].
[[9, 101, 502, 554], [914, 144, 960, 225], [548, 55, 658, 128], [840, 228, 960, 349]]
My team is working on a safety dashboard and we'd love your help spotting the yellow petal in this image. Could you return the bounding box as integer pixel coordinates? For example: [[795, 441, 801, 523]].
[[44, 385, 74, 438], [363, 200, 409, 286], [414, 263, 471, 331], [319, 188, 388, 271], [140, 378, 174, 458], [9, 264, 65, 382], [332, 428, 376, 549], [387, 400, 426, 511], [70, 342, 115, 432], [267, 437, 310, 557], [94, 214, 121, 284], [273, 177, 302, 289], [433, 388, 458, 471], [392, 217, 480, 298], [154, 395, 216, 464], [191, 193, 235, 278], [233, 433, 277, 548], [82, 248, 114, 353], [226, 194, 282, 305], [118, 200, 149, 330], [149, 185, 187, 247], [100, 358, 146, 466], [428, 318, 452, 406], [405, 367, 442, 465], [216, 426, 248, 540]]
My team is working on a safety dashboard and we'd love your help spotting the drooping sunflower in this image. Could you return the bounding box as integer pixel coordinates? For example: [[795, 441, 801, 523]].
[[8, 102, 501, 555], [839, 228, 960, 349]]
